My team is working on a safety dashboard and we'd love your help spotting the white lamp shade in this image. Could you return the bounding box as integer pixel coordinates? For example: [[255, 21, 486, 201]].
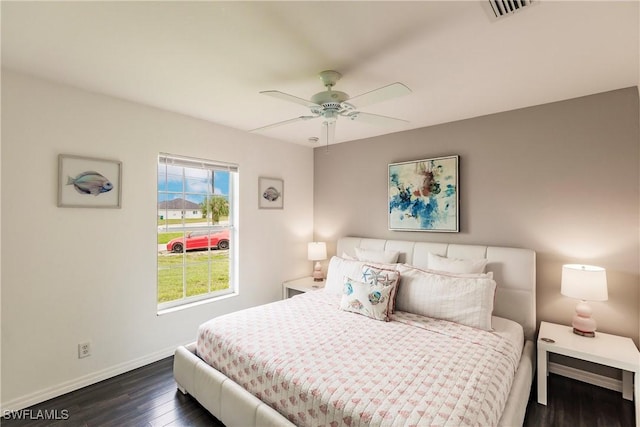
[[561, 264, 608, 301], [307, 242, 327, 261]]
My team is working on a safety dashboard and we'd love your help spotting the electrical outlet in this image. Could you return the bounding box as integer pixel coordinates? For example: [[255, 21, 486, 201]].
[[78, 342, 91, 359]]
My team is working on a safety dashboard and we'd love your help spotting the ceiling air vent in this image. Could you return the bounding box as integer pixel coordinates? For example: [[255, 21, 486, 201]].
[[488, 0, 534, 18]]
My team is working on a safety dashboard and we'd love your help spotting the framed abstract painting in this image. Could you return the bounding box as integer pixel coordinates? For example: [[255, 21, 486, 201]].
[[388, 155, 459, 232]]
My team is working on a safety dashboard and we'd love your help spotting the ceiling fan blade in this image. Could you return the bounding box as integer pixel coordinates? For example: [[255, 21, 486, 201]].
[[347, 82, 411, 108], [347, 111, 409, 126], [260, 90, 320, 108], [321, 120, 336, 148], [250, 115, 318, 132]]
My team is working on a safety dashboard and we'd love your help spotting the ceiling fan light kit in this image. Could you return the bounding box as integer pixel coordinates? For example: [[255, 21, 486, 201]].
[[251, 70, 411, 146]]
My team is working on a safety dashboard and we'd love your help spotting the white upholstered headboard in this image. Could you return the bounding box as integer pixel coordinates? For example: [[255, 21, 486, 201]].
[[337, 237, 537, 341]]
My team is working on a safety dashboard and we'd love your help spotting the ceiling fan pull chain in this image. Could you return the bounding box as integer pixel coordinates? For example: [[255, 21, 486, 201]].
[[325, 123, 329, 154], [325, 121, 329, 153]]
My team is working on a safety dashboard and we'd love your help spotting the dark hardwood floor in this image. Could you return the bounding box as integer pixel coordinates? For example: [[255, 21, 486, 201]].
[[524, 373, 635, 427], [2, 357, 635, 426], [1, 358, 223, 427]]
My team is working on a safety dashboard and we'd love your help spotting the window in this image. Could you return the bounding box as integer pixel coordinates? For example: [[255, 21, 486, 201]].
[[157, 153, 238, 311]]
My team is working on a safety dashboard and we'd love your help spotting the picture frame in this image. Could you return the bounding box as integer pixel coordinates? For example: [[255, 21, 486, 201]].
[[388, 155, 459, 232], [58, 154, 122, 208], [258, 177, 284, 209]]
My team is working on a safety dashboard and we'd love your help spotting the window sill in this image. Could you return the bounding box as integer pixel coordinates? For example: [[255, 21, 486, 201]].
[[157, 292, 238, 316]]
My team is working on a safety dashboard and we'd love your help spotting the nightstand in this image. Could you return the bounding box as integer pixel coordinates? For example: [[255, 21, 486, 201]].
[[537, 321, 640, 426], [282, 276, 324, 299]]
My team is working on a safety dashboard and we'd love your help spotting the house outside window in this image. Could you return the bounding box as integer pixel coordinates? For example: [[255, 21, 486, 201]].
[[157, 199, 202, 220], [157, 153, 238, 311]]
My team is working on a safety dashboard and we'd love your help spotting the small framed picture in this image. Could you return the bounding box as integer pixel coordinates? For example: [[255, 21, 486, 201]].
[[258, 177, 284, 209], [58, 154, 122, 208]]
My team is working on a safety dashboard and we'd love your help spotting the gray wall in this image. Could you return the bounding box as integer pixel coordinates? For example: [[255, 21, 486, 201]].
[[314, 87, 639, 345]]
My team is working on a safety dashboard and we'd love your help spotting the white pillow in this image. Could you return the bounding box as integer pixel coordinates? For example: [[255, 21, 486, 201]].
[[427, 252, 487, 274], [324, 256, 367, 295], [339, 277, 395, 322], [400, 264, 493, 280], [394, 264, 496, 331], [341, 252, 356, 260], [354, 247, 400, 264]]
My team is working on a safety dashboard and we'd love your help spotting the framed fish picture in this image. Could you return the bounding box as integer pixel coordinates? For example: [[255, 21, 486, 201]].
[[58, 154, 122, 208], [258, 177, 283, 209], [388, 155, 459, 232]]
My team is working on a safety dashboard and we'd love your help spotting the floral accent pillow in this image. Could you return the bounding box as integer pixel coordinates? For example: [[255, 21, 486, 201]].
[[339, 277, 395, 321], [361, 265, 401, 314]]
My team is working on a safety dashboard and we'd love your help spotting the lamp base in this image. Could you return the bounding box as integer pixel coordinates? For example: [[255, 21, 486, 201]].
[[571, 300, 597, 338], [572, 328, 595, 338], [312, 261, 324, 282]]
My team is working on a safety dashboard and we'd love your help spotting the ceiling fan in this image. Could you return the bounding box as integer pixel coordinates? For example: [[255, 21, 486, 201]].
[[250, 70, 411, 145]]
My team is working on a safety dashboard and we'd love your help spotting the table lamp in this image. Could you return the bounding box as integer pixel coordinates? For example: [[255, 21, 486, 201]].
[[560, 264, 608, 337], [308, 242, 327, 282]]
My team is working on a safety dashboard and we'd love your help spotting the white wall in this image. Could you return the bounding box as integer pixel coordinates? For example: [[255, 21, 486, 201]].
[[0, 70, 314, 410]]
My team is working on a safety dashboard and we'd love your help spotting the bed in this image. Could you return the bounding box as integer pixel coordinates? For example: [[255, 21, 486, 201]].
[[174, 237, 536, 426]]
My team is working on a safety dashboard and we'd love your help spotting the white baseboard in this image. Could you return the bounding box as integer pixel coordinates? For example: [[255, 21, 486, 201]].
[[548, 361, 622, 392], [0, 345, 180, 413]]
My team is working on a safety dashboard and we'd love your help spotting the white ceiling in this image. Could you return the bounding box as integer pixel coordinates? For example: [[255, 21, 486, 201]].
[[2, 1, 638, 146]]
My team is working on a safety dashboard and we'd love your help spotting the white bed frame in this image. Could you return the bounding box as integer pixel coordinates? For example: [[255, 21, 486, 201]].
[[174, 237, 537, 427]]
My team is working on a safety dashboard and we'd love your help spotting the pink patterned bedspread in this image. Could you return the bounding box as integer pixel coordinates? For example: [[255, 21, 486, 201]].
[[196, 291, 522, 427]]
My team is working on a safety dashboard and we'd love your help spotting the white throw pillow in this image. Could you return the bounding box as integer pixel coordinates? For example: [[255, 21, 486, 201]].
[[427, 252, 488, 274], [394, 264, 496, 331], [354, 247, 400, 264]]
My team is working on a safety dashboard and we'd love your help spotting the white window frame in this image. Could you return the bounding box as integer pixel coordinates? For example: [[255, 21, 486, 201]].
[[157, 153, 238, 312]]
